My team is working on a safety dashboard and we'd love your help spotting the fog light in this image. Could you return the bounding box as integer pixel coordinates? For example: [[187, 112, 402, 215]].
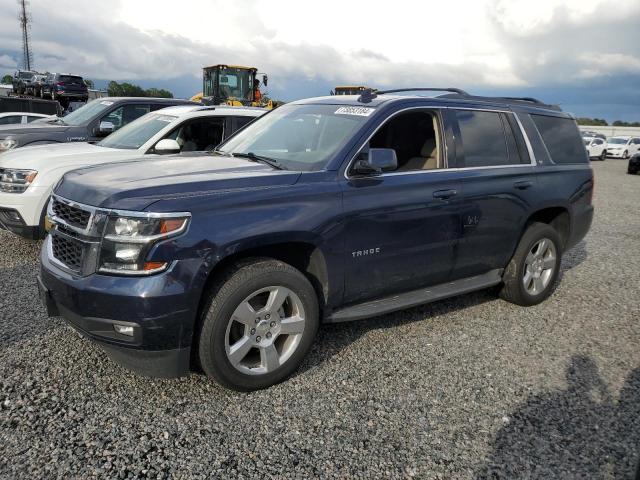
[[113, 324, 134, 336]]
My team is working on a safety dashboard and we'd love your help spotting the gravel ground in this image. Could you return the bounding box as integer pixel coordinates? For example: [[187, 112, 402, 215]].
[[1, 160, 639, 479]]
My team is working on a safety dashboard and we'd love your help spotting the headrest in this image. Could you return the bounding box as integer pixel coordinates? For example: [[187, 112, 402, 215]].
[[420, 138, 436, 157]]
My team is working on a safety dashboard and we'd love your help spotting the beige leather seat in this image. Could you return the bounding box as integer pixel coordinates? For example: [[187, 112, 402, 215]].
[[400, 137, 439, 171]]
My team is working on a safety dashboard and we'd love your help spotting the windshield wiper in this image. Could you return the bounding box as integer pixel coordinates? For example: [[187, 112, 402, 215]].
[[231, 152, 286, 170]]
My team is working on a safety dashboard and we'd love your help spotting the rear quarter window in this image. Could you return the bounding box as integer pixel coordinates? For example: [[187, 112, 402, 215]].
[[531, 114, 587, 164]]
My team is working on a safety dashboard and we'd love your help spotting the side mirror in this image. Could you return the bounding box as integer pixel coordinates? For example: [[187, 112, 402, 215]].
[[262, 74, 268, 87], [353, 148, 397, 174], [98, 121, 115, 136], [154, 139, 181, 154]]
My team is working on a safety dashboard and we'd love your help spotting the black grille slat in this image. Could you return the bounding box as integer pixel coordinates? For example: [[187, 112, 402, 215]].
[[51, 198, 91, 229], [52, 235, 83, 271]]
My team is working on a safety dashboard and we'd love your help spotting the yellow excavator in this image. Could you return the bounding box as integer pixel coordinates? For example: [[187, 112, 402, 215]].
[[191, 64, 272, 108]]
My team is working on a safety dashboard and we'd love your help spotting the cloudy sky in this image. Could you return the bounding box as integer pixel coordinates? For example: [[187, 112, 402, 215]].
[[0, 0, 639, 120]]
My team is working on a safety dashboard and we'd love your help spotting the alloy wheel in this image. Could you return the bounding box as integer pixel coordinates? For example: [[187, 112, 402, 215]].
[[522, 238, 557, 295], [225, 286, 306, 375]]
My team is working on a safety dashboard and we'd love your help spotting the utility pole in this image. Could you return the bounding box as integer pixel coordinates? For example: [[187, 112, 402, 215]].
[[18, 0, 33, 71]]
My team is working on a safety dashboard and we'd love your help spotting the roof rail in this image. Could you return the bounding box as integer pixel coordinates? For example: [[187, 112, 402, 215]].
[[378, 87, 470, 96], [358, 87, 469, 103], [499, 96, 545, 105]]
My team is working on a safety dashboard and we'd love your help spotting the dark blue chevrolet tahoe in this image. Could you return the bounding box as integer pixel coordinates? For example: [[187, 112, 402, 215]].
[[38, 88, 594, 391]]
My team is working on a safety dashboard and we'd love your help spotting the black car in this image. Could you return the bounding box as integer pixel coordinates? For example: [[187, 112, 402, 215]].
[[24, 74, 48, 97], [0, 97, 196, 153], [12, 70, 37, 94], [41, 73, 89, 104], [628, 154, 640, 175]]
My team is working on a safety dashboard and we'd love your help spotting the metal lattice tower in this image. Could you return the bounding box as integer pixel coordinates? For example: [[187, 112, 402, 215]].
[[18, 0, 33, 71]]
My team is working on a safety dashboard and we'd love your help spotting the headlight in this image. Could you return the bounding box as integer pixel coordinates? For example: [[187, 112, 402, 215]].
[[98, 214, 190, 275], [0, 139, 18, 152], [0, 168, 38, 193]]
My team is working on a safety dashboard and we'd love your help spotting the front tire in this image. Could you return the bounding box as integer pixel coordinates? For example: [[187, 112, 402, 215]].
[[500, 222, 562, 306], [198, 259, 319, 391], [600, 150, 607, 160], [623, 150, 629, 159]]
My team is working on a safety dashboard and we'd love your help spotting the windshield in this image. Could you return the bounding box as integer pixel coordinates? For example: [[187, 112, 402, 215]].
[[98, 113, 176, 150], [19, 71, 33, 79], [608, 137, 628, 145], [61, 99, 116, 126], [218, 104, 373, 171]]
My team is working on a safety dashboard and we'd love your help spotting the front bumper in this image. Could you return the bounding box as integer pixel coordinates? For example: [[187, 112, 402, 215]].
[[0, 186, 50, 237], [38, 237, 204, 378], [606, 150, 626, 158]]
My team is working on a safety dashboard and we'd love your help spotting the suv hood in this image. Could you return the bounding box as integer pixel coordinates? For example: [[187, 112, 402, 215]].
[[0, 142, 115, 169], [55, 153, 302, 210], [0, 120, 70, 137]]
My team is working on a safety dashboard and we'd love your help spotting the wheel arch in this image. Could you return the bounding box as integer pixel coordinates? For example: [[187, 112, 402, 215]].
[[522, 206, 571, 249], [195, 235, 331, 330]]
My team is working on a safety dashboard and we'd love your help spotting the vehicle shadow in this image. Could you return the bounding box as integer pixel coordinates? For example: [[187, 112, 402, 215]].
[[298, 287, 498, 374], [300, 240, 589, 376], [559, 240, 588, 274], [475, 355, 640, 479]]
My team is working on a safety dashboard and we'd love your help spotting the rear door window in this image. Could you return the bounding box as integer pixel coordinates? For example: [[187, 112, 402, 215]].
[[454, 110, 515, 167], [0, 115, 22, 125], [530, 114, 587, 164], [231, 116, 255, 133]]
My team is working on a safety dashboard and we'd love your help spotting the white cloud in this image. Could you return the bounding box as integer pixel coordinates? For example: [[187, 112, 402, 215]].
[[0, 0, 637, 98]]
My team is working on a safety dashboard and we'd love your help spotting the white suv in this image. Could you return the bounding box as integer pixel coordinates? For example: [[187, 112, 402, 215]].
[[0, 105, 264, 239], [606, 136, 640, 159], [583, 136, 607, 161]]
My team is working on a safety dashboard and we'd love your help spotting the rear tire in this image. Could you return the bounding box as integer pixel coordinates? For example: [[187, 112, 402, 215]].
[[198, 259, 319, 391], [500, 222, 562, 306]]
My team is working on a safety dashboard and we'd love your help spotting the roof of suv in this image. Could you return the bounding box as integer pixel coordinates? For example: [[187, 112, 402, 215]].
[[102, 97, 197, 105], [295, 90, 563, 113], [156, 105, 266, 117]]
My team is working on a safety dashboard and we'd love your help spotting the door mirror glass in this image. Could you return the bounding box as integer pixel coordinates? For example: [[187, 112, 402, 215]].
[[154, 138, 181, 154], [353, 148, 398, 174], [98, 121, 115, 136]]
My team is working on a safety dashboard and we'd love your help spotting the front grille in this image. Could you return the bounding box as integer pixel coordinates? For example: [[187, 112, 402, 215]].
[[51, 197, 91, 229], [52, 235, 83, 271]]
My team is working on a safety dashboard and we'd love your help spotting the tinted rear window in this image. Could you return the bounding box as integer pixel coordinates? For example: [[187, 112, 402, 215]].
[[455, 110, 511, 167], [59, 75, 83, 83], [531, 114, 587, 164]]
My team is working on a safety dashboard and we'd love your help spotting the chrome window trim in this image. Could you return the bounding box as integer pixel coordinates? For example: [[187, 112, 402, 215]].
[[343, 106, 538, 180]]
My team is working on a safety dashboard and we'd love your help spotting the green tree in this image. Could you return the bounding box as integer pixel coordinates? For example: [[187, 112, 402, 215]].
[[1, 74, 13, 84], [84, 79, 94, 89], [577, 117, 608, 126], [107, 80, 173, 98], [145, 87, 173, 98]]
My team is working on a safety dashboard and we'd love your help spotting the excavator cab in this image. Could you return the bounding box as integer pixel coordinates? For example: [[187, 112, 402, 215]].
[[198, 65, 269, 107]]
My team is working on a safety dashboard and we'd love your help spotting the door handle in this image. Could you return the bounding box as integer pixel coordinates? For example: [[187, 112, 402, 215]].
[[513, 181, 533, 190], [433, 189, 458, 200]]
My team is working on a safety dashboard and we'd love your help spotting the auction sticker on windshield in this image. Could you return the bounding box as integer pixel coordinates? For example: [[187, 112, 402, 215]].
[[335, 106, 375, 117], [100, 101, 114, 106]]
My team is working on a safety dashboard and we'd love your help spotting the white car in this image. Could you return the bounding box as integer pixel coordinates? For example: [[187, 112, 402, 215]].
[[0, 105, 264, 239], [583, 136, 607, 161], [0, 112, 52, 126], [606, 136, 640, 159]]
